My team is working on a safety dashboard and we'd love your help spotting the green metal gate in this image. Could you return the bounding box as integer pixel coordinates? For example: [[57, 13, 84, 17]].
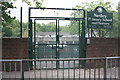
[[28, 8, 86, 61]]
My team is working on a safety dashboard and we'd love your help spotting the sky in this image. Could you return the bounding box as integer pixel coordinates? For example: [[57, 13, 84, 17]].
[[10, 0, 120, 22]]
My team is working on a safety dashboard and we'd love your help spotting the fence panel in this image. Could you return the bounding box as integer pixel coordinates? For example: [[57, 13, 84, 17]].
[[0, 60, 23, 80], [0, 57, 120, 80]]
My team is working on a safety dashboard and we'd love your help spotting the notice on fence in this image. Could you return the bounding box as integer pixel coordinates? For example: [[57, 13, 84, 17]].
[[87, 6, 113, 29]]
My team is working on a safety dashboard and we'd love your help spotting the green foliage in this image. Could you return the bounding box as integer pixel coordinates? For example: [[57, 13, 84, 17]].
[[36, 23, 56, 32], [60, 25, 69, 33], [0, 2, 16, 27], [1, 0, 44, 37], [1, 18, 29, 37], [75, 0, 112, 12], [22, 0, 45, 8], [66, 21, 81, 35], [35, 2, 42, 8], [0, 2, 16, 37], [2, 27, 13, 37], [72, 0, 118, 37], [22, 0, 32, 6]]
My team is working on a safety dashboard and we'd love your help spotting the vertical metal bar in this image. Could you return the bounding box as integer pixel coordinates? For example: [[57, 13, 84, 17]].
[[34, 19, 36, 60], [81, 19, 86, 59], [102, 31, 104, 38], [99, 30, 101, 37], [94, 60, 96, 80], [34, 61, 36, 80], [74, 60, 75, 80], [63, 60, 64, 80], [57, 60, 59, 79], [81, 19, 86, 75], [29, 19, 33, 70], [58, 19, 59, 45], [118, 59, 120, 80], [2, 62, 5, 79], [28, 61, 31, 79], [4, 62, 5, 72], [83, 60, 85, 80], [21, 61, 24, 80], [15, 62, 16, 79], [56, 19, 58, 59], [98, 59, 101, 80], [113, 59, 116, 79], [91, 29, 93, 38], [28, 8, 33, 60], [115, 59, 117, 80], [51, 61, 53, 79], [56, 19, 59, 69], [110, 59, 112, 79], [104, 58, 108, 80], [46, 61, 47, 80], [20, 7, 22, 38], [57, 20, 60, 72], [57, 19, 60, 69], [68, 60, 70, 80], [29, 19, 33, 59], [40, 61, 41, 79], [79, 60, 81, 80], [34, 20, 37, 79], [9, 62, 11, 79], [78, 20, 80, 58], [89, 60, 91, 80]]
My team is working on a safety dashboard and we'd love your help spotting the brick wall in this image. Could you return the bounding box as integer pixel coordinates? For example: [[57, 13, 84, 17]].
[[2, 38, 119, 59], [2, 38, 28, 59], [86, 38, 120, 58]]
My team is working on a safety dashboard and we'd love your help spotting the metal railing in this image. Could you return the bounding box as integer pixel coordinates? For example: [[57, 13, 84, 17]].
[[1, 57, 120, 80]]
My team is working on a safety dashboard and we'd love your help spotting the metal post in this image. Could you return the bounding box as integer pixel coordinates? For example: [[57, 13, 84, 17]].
[[91, 28, 93, 38], [28, 7, 30, 59], [78, 20, 80, 58], [20, 7, 22, 38], [118, 59, 120, 79], [109, 29, 112, 38], [81, 18, 86, 67], [29, 19, 33, 59], [81, 19, 86, 58], [28, 8, 33, 69], [28, 8, 33, 59], [56, 19, 59, 69], [34, 19, 36, 59], [34, 20, 36, 67], [21, 61, 24, 80], [102, 31, 104, 38], [99, 30, 101, 37], [104, 58, 108, 80]]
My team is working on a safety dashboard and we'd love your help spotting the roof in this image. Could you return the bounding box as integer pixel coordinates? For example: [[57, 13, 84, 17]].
[[36, 32, 70, 36]]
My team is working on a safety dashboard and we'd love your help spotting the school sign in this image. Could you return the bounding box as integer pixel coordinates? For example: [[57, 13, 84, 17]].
[[87, 6, 113, 29]]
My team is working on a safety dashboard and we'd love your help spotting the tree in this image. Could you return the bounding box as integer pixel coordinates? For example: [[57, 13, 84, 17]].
[[22, 22, 28, 37], [1, 0, 44, 37], [2, 27, 13, 37], [0, 2, 16, 27], [0, 2, 15, 37], [65, 21, 81, 35], [72, 0, 118, 37], [36, 23, 56, 32]]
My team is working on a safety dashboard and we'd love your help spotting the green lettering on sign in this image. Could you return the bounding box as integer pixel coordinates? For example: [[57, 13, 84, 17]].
[[87, 6, 113, 29]]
